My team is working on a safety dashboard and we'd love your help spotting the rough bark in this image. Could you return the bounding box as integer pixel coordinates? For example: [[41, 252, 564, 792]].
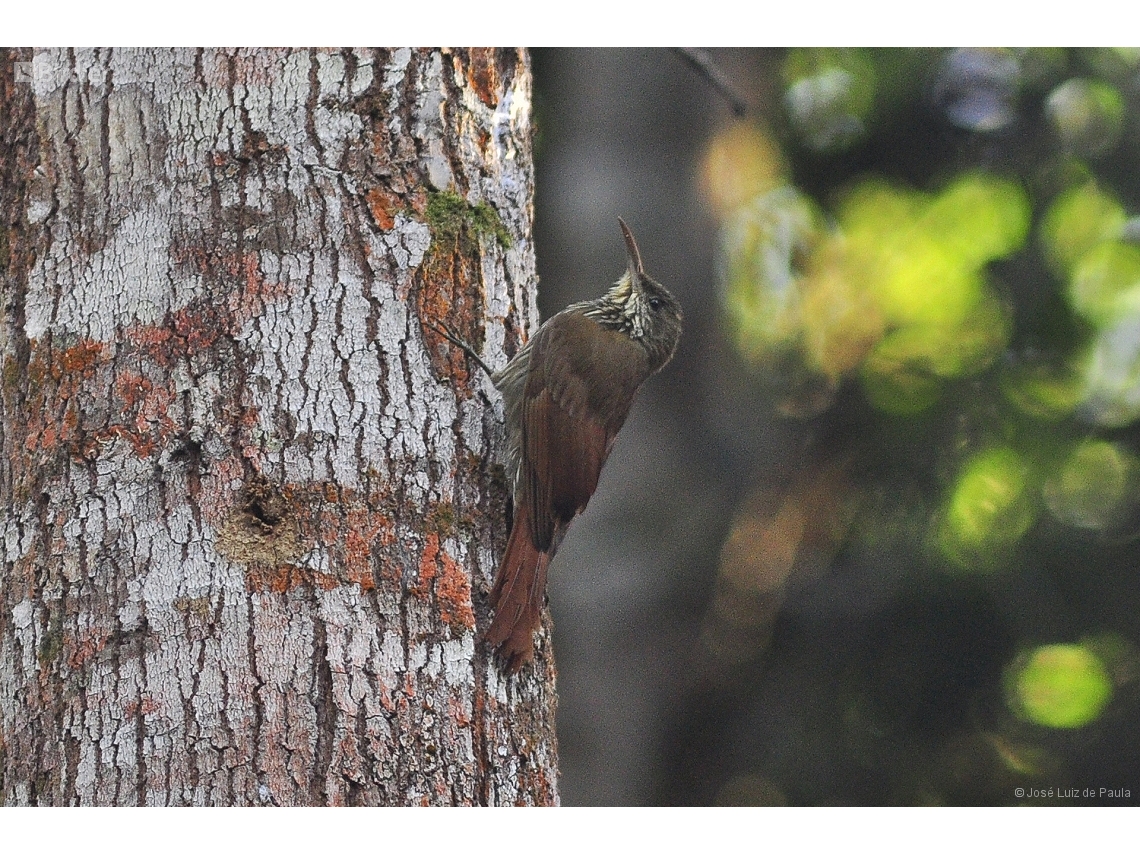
[[0, 47, 557, 806]]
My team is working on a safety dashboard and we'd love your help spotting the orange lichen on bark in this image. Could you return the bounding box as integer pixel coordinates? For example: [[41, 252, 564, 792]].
[[377, 683, 395, 713], [415, 532, 475, 635], [448, 693, 472, 728], [24, 339, 107, 391], [226, 252, 291, 326], [125, 323, 175, 352], [125, 302, 224, 368], [66, 631, 109, 670], [22, 338, 107, 456], [33, 421, 57, 453], [366, 187, 401, 231], [342, 530, 377, 589], [311, 488, 395, 590], [123, 696, 160, 720], [130, 250, 287, 367], [415, 532, 440, 598], [418, 281, 482, 393], [171, 303, 225, 353], [111, 370, 178, 458], [436, 545, 476, 633], [245, 564, 340, 594], [20, 322, 263, 467], [57, 339, 106, 375], [462, 48, 501, 107], [518, 765, 555, 806], [236, 404, 264, 463]]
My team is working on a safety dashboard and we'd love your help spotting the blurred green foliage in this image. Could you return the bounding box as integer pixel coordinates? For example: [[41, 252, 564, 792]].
[[937, 446, 1036, 570], [1010, 644, 1114, 729], [722, 172, 1026, 412], [1043, 439, 1136, 529], [783, 48, 875, 153], [701, 47, 1140, 804], [1047, 79, 1125, 157], [1040, 182, 1126, 276]]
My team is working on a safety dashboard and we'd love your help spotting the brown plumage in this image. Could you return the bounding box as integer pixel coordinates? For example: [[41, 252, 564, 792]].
[[440, 220, 682, 671], [487, 220, 683, 670]]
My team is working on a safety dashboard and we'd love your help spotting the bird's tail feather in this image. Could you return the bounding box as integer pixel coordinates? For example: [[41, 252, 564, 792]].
[[485, 511, 549, 672]]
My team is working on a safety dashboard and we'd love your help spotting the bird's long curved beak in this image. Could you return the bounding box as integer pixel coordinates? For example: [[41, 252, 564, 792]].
[[618, 217, 644, 284]]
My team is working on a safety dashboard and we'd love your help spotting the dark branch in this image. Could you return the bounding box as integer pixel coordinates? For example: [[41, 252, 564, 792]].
[[428, 320, 496, 379], [673, 48, 748, 118]]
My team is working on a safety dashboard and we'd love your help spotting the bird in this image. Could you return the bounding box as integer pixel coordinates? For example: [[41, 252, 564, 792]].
[[435, 219, 682, 671]]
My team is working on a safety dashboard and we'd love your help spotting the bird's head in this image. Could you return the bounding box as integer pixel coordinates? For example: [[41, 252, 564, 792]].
[[603, 218, 683, 371]]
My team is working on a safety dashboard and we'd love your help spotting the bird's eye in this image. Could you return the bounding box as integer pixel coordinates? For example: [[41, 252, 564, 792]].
[[649, 297, 662, 310]]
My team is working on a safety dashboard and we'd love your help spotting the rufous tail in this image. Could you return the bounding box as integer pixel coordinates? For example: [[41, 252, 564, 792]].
[[485, 509, 549, 672]]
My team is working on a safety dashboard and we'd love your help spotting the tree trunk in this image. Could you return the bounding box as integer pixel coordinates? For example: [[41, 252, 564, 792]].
[[0, 47, 557, 806]]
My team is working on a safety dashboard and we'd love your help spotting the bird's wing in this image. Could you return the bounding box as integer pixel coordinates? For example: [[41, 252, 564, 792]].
[[519, 312, 639, 553]]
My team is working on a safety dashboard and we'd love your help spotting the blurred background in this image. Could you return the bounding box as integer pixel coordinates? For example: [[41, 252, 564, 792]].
[[529, 48, 1140, 806]]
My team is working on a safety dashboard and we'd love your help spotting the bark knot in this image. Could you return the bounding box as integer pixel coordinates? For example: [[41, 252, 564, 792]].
[[215, 476, 305, 567]]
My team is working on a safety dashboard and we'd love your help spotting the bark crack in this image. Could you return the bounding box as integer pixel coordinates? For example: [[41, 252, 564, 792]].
[[310, 609, 334, 805]]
